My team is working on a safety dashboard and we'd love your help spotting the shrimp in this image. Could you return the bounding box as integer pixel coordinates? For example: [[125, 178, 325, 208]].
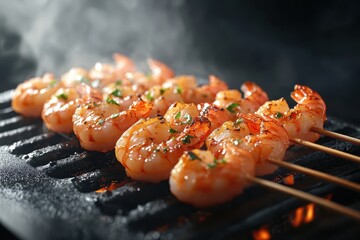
[[256, 85, 326, 142], [164, 102, 200, 132], [199, 103, 232, 132], [207, 113, 289, 176], [190, 75, 229, 104], [142, 85, 184, 116], [41, 84, 102, 133], [113, 53, 136, 76], [169, 143, 255, 207], [12, 73, 61, 117], [214, 81, 268, 120], [102, 80, 145, 109], [147, 58, 174, 84], [72, 99, 153, 152], [115, 115, 211, 183]]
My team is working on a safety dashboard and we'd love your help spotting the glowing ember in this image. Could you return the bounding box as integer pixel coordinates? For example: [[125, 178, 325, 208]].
[[291, 203, 316, 227], [95, 182, 126, 193], [283, 175, 295, 185], [252, 225, 271, 240]]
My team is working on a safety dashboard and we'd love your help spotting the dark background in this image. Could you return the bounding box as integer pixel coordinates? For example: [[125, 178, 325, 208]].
[[0, 0, 359, 124]]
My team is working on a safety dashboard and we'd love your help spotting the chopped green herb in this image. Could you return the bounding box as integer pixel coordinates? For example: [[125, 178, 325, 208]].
[[188, 151, 201, 161], [110, 89, 122, 98], [56, 92, 68, 100], [175, 86, 183, 94], [234, 118, 243, 126], [163, 147, 168, 153], [115, 80, 122, 86], [106, 97, 120, 105], [183, 113, 193, 124], [175, 112, 181, 119], [146, 92, 154, 101], [160, 88, 166, 95], [207, 158, 227, 169], [226, 103, 240, 114], [49, 80, 57, 87], [181, 135, 194, 144], [97, 119, 104, 125], [207, 162, 217, 169], [110, 113, 120, 119], [169, 128, 179, 134], [275, 112, 283, 119]]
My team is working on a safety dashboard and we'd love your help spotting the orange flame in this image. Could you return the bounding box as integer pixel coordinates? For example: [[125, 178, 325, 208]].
[[95, 182, 125, 193], [291, 203, 316, 227], [252, 225, 271, 240], [283, 175, 295, 185]]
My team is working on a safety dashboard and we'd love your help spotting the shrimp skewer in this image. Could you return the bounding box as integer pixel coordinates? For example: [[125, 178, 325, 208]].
[[12, 73, 61, 117], [72, 99, 153, 152], [256, 85, 326, 142], [115, 115, 211, 182], [214, 81, 268, 120], [41, 84, 102, 133], [170, 144, 255, 207]]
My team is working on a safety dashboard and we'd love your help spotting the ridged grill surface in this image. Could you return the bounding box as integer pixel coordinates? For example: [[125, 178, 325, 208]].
[[0, 89, 359, 240]]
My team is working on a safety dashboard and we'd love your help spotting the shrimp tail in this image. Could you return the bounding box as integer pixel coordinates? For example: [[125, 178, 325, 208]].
[[241, 81, 269, 106], [291, 85, 326, 120]]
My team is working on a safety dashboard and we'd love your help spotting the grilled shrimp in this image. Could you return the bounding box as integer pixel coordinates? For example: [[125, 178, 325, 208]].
[[12, 73, 60, 117], [61, 68, 92, 88], [214, 81, 268, 120], [164, 102, 200, 132], [256, 85, 326, 142], [41, 84, 102, 133], [113, 53, 136, 76], [115, 115, 211, 183], [147, 58, 174, 83], [169, 143, 255, 207], [207, 113, 289, 176], [102, 80, 146, 109], [72, 99, 153, 152], [142, 85, 185, 116]]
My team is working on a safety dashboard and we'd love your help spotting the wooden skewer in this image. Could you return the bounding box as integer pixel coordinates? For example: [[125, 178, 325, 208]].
[[311, 127, 360, 145], [246, 175, 360, 222], [267, 158, 360, 192], [290, 138, 360, 163]]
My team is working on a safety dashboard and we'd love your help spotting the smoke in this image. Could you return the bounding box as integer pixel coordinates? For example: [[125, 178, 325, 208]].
[[0, 0, 211, 83]]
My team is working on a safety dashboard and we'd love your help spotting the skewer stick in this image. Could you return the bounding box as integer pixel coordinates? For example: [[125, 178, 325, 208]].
[[246, 175, 360, 222], [267, 159, 360, 192], [311, 127, 360, 145], [290, 138, 360, 163]]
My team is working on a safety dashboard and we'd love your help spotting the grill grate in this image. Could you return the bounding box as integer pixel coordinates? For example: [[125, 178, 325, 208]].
[[0, 89, 359, 239]]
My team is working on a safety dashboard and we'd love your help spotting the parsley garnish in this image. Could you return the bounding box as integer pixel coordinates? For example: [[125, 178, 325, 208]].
[[234, 118, 243, 126], [110, 89, 122, 98], [226, 103, 239, 114], [56, 92, 68, 100], [175, 112, 181, 119], [49, 80, 57, 87], [115, 80, 122, 86], [183, 113, 193, 124], [175, 86, 183, 94], [188, 151, 201, 161], [106, 97, 120, 105], [181, 135, 194, 144], [160, 88, 166, 95], [207, 158, 227, 169], [169, 128, 179, 134], [275, 112, 283, 119], [146, 92, 154, 101]]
